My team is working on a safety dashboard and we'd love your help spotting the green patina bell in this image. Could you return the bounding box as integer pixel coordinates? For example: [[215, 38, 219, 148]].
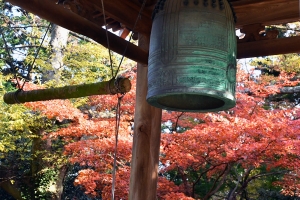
[[147, 0, 237, 112]]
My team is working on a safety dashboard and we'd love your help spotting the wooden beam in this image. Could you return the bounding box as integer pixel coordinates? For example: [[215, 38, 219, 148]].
[[8, 0, 300, 63], [88, 0, 152, 35], [129, 34, 162, 200], [3, 78, 131, 104], [7, 0, 149, 65], [233, 0, 299, 27], [132, 0, 157, 7], [237, 36, 300, 59], [231, 0, 290, 6]]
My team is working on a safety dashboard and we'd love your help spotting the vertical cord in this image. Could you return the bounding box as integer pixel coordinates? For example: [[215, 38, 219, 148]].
[[100, 0, 114, 78], [111, 94, 124, 200], [99, 0, 148, 199], [114, 0, 147, 78], [20, 22, 51, 90], [1, 22, 50, 103]]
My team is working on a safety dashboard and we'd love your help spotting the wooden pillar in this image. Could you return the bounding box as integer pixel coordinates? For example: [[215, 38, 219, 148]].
[[129, 34, 162, 199]]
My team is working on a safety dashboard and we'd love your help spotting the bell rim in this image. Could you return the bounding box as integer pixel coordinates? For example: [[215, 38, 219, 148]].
[[147, 92, 236, 112]]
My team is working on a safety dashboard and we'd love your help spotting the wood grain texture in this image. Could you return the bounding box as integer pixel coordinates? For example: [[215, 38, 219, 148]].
[[237, 36, 300, 58], [88, 0, 152, 34], [7, 0, 149, 64], [8, 0, 300, 63], [129, 34, 162, 200], [3, 78, 131, 104], [233, 0, 299, 27]]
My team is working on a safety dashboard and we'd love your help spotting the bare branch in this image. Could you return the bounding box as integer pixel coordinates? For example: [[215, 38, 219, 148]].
[[69, 31, 98, 44], [0, 45, 42, 49], [280, 86, 300, 94]]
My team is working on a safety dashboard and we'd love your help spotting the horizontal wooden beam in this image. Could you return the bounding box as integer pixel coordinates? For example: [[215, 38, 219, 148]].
[[131, 0, 157, 7], [7, 0, 149, 64], [230, 0, 289, 7], [7, 0, 300, 64], [233, 0, 299, 27], [88, 0, 152, 35], [237, 36, 300, 59], [4, 78, 131, 104]]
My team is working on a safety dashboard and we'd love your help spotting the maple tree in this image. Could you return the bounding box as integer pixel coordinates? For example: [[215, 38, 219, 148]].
[[3, 45, 300, 200], [0, 1, 124, 198], [28, 62, 298, 199], [0, 2, 67, 199], [1, 2, 300, 198], [156, 64, 300, 199]]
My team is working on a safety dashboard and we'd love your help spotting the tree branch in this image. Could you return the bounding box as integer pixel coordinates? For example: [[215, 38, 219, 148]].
[[247, 170, 291, 184], [0, 45, 42, 49], [0, 180, 23, 200], [203, 163, 232, 200], [173, 112, 184, 132], [279, 86, 300, 94], [69, 31, 98, 44]]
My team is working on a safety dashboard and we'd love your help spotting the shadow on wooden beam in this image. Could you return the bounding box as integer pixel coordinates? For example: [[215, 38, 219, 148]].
[[6, 0, 300, 63], [7, 0, 149, 65], [237, 36, 300, 59]]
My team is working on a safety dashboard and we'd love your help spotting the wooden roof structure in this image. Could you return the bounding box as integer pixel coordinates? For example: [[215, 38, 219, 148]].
[[6, 0, 300, 199], [7, 0, 300, 64]]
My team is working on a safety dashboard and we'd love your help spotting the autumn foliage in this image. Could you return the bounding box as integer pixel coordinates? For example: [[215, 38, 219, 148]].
[[21, 64, 300, 199]]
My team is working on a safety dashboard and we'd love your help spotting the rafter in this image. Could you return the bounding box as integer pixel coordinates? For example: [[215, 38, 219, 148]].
[[233, 0, 299, 27], [7, 0, 300, 63], [7, 0, 148, 64], [87, 0, 152, 35]]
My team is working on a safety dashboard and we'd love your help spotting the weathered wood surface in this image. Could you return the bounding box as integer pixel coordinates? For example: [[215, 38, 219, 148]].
[[7, 0, 149, 65], [3, 78, 131, 104], [87, 0, 152, 34], [129, 34, 162, 200], [232, 0, 299, 27], [237, 36, 300, 59], [8, 0, 300, 64]]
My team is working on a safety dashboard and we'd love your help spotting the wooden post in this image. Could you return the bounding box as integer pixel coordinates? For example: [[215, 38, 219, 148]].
[[129, 34, 162, 199]]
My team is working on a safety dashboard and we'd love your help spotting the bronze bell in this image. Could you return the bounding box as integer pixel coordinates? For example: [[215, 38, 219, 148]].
[[147, 0, 237, 112]]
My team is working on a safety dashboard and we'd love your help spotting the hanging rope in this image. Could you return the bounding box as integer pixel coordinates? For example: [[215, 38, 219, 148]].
[[99, 0, 148, 199], [1, 22, 51, 103], [100, 0, 114, 78], [12, 22, 51, 104], [20, 22, 51, 90], [114, 0, 147, 78], [111, 94, 124, 200]]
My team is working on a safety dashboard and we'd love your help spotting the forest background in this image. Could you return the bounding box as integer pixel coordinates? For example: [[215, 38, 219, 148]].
[[0, 1, 300, 199]]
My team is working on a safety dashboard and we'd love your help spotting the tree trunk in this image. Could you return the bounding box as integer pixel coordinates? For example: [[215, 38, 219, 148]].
[[52, 166, 67, 200], [129, 34, 162, 200], [50, 24, 69, 70], [0, 181, 23, 200], [31, 137, 42, 200], [43, 138, 67, 200], [3, 77, 131, 104], [178, 167, 191, 197], [43, 24, 69, 81]]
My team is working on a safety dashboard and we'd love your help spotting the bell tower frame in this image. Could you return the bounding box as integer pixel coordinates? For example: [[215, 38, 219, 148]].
[[6, 0, 300, 199]]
